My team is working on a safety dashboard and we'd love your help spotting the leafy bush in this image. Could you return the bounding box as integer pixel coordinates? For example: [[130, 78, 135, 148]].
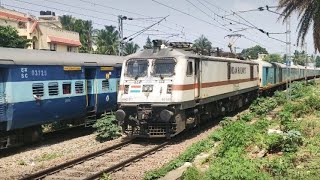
[[205, 148, 271, 180], [93, 115, 121, 141], [264, 155, 295, 177], [239, 112, 254, 122], [278, 110, 295, 132], [218, 121, 255, 156], [250, 97, 277, 116], [265, 130, 303, 153], [182, 166, 202, 180], [274, 91, 287, 105]]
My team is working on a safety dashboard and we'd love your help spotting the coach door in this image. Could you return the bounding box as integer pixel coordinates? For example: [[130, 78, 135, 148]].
[[85, 68, 97, 109], [194, 59, 201, 99]]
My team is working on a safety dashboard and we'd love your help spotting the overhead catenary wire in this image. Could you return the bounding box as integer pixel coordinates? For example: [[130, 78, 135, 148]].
[[184, 0, 232, 31]]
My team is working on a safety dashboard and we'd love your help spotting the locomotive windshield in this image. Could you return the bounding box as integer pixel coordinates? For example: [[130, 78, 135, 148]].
[[126, 59, 148, 78], [153, 59, 176, 76]]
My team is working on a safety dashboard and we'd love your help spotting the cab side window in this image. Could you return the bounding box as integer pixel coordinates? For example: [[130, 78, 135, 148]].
[[186, 61, 193, 76]]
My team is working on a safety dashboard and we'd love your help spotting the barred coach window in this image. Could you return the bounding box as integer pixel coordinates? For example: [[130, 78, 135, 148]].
[[48, 82, 59, 96], [32, 83, 44, 97], [75, 81, 84, 94]]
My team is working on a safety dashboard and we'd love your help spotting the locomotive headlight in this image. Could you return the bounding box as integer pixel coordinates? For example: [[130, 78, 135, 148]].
[[167, 84, 172, 94], [115, 109, 126, 121], [143, 85, 153, 92], [160, 109, 174, 122], [124, 85, 129, 94]]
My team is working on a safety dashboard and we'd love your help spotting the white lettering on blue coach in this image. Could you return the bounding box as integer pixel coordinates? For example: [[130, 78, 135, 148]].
[[20, 68, 28, 79]]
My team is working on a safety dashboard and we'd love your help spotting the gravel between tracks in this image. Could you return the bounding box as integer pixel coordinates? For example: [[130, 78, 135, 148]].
[[0, 133, 128, 180], [0, 115, 232, 180]]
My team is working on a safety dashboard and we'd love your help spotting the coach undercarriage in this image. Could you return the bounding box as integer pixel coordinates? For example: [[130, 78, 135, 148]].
[[118, 90, 258, 138]]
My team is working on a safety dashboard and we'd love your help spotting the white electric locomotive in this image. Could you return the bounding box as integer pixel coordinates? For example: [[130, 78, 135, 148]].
[[115, 41, 259, 138]]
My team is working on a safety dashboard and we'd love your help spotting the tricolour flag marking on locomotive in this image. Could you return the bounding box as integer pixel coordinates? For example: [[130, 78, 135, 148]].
[[130, 85, 141, 93]]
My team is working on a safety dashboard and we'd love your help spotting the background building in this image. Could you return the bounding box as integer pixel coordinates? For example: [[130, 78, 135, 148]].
[[0, 7, 81, 52]]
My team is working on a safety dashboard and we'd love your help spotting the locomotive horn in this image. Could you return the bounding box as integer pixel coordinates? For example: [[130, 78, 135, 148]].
[[160, 109, 174, 122], [115, 109, 126, 121]]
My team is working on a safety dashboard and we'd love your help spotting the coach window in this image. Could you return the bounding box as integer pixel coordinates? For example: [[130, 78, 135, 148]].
[[186, 61, 193, 76], [153, 59, 176, 77], [102, 80, 109, 91], [48, 82, 59, 96], [63, 82, 71, 94], [75, 81, 84, 94], [32, 83, 44, 97]]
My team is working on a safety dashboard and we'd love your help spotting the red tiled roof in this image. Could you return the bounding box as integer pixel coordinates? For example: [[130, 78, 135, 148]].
[[48, 36, 81, 46], [0, 11, 30, 22]]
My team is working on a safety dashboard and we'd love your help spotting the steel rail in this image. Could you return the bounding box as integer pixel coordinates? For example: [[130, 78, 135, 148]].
[[84, 141, 169, 180], [20, 139, 134, 180]]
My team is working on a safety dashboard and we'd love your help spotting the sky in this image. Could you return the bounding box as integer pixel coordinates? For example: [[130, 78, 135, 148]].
[[1, 0, 316, 55]]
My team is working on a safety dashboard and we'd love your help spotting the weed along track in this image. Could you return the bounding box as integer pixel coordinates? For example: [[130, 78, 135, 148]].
[[20, 139, 168, 180]]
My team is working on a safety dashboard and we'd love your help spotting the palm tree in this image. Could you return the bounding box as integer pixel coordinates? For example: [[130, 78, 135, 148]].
[[123, 42, 140, 55], [193, 35, 212, 55], [278, 0, 320, 52], [95, 26, 119, 55], [59, 15, 74, 30]]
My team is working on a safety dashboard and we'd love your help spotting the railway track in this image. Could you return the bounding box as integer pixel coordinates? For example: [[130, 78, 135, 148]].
[[20, 138, 169, 180]]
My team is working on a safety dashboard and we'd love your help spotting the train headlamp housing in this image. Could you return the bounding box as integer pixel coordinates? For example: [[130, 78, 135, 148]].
[[142, 85, 153, 92], [124, 85, 129, 94], [167, 84, 172, 94]]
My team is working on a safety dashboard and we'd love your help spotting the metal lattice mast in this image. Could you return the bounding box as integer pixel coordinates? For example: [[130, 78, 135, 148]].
[[286, 15, 291, 100], [118, 15, 124, 56]]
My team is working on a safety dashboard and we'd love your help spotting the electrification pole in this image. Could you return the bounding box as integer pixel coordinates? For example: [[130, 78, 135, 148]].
[[286, 15, 291, 100], [118, 15, 124, 56]]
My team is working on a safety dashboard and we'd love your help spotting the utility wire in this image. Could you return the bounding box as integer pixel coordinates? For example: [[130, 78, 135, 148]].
[[151, 0, 231, 32], [185, 0, 231, 31]]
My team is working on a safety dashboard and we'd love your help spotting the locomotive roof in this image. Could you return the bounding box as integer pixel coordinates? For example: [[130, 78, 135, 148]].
[[0, 47, 125, 66], [128, 48, 258, 64]]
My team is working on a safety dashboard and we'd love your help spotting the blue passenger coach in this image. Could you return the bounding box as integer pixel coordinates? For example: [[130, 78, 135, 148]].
[[0, 47, 124, 148]]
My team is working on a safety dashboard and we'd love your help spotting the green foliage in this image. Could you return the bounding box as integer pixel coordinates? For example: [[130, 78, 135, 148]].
[[95, 26, 119, 55], [193, 35, 212, 55], [263, 53, 283, 63], [239, 112, 254, 122], [144, 139, 214, 180], [205, 148, 271, 180], [93, 115, 121, 141], [316, 56, 320, 67], [274, 91, 287, 105], [241, 45, 268, 59], [101, 173, 111, 180], [278, 110, 295, 132], [265, 130, 303, 153], [289, 82, 306, 99], [123, 42, 140, 56], [182, 166, 202, 180], [59, 15, 94, 53], [264, 154, 295, 177], [292, 50, 307, 66], [143, 36, 153, 49], [0, 26, 31, 48], [249, 97, 277, 116], [218, 121, 254, 155]]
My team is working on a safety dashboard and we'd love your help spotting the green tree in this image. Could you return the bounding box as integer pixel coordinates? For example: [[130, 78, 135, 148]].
[[293, 50, 307, 66], [278, 0, 320, 52], [241, 45, 268, 59], [193, 35, 212, 55], [316, 56, 320, 67], [59, 15, 74, 31], [0, 26, 30, 48], [123, 42, 140, 56], [143, 36, 153, 49], [59, 15, 94, 53], [95, 26, 119, 55], [264, 53, 283, 63]]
